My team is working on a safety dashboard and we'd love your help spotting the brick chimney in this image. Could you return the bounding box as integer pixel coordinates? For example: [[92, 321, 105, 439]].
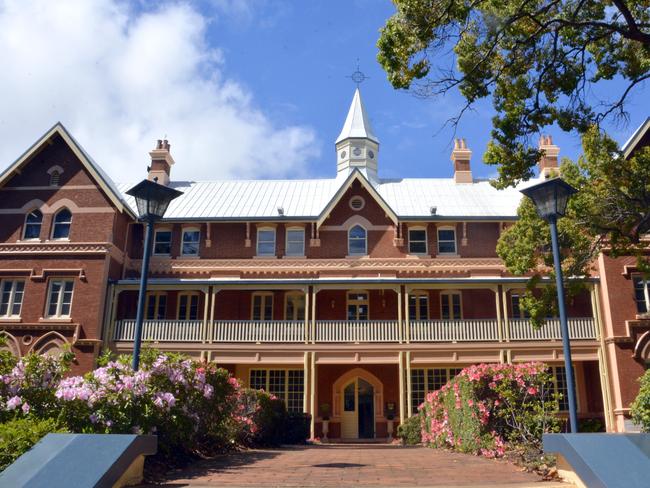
[[451, 138, 472, 183], [538, 135, 560, 178], [147, 139, 175, 185]]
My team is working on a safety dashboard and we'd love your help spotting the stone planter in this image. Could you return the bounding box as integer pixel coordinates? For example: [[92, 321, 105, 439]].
[[322, 420, 329, 442], [387, 419, 394, 441]]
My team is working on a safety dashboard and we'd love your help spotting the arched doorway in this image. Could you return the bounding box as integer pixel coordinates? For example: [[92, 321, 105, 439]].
[[341, 377, 375, 439]]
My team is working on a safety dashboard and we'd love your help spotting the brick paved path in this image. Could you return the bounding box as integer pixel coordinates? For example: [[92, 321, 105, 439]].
[[146, 444, 566, 487]]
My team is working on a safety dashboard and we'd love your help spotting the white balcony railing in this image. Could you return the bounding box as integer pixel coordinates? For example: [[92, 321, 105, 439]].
[[113, 320, 204, 342], [314, 320, 400, 342], [508, 317, 596, 340], [212, 320, 305, 343], [409, 319, 500, 342], [112, 317, 597, 344]]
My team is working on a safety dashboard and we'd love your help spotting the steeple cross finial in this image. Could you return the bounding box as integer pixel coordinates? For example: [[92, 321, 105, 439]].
[[347, 58, 369, 88]]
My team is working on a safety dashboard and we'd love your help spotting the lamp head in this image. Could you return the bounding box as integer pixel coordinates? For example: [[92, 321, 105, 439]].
[[126, 179, 183, 221], [520, 177, 577, 221]]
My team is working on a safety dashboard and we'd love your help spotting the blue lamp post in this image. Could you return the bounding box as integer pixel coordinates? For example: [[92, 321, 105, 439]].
[[126, 179, 182, 371], [520, 177, 579, 433]]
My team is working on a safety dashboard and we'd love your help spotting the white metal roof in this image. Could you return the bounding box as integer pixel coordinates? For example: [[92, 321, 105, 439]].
[[118, 172, 523, 220], [335, 88, 379, 144]]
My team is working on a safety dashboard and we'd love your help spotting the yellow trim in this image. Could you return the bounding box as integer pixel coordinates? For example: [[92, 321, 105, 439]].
[[176, 291, 201, 320], [251, 291, 274, 321], [145, 291, 167, 320], [440, 291, 463, 320], [284, 291, 306, 321], [408, 290, 429, 321], [346, 290, 369, 320]]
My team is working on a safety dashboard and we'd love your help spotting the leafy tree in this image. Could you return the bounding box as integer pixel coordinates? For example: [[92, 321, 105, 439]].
[[496, 127, 650, 323], [377, 0, 650, 188]]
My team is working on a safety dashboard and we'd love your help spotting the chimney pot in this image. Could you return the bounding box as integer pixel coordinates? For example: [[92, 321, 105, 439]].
[[451, 138, 473, 183], [538, 134, 560, 178], [147, 138, 176, 185]]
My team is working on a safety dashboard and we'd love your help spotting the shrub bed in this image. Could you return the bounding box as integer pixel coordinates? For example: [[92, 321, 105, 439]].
[[420, 362, 560, 466], [631, 369, 650, 432], [0, 347, 310, 473]]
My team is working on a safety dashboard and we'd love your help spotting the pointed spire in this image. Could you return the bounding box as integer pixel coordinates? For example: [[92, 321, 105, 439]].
[[335, 88, 379, 144]]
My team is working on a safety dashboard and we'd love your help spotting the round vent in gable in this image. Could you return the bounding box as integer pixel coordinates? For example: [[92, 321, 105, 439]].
[[349, 196, 365, 211]]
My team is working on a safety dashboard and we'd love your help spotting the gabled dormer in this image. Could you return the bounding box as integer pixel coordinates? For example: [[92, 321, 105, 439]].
[[335, 88, 379, 183]]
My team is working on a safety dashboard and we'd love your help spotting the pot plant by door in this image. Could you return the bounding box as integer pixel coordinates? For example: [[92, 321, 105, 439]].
[[321, 403, 331, 442], [386, 402, 396, 441]]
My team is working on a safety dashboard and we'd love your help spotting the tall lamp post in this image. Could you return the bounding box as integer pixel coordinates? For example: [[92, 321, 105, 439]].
[[126, 179, 183, 371], [520, 177, 579, 433]]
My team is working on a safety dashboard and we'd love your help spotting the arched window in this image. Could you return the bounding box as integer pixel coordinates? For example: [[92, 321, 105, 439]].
[[23, 209, 43, 240], [52, 208, 72, 239], [49, 170, 61, 186], [348, 225, 367, 255]]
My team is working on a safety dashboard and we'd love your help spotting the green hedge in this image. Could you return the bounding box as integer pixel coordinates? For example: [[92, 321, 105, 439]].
[[0, 418, 67, 471]]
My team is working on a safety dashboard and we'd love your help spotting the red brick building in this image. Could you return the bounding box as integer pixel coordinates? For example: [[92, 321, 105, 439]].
[[0, 92, 646, 438]]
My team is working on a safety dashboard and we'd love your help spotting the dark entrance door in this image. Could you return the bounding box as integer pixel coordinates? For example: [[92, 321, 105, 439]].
[[357, 379, 374, 438]]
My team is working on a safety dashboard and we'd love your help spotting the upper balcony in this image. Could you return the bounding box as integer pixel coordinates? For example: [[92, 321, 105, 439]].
[[112, 317, 597, 344], [108, 283, 599, 347]]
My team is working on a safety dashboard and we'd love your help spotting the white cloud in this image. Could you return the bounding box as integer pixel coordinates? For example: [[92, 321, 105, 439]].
[[0, 0, 319, 181]]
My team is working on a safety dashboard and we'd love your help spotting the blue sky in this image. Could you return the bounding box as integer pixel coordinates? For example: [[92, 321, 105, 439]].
[[199, 0, 649, 180], [0, 0, 647, 182]]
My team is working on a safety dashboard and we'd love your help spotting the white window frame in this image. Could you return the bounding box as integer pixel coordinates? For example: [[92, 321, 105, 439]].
[[45, 279, 74, 318], [256, 227, 276, 257], [437, 226, 457, 255], [181, 227, 201, 257], [633, 275, 650, 314], [249, 368, 305, 412], [23, 209, 43, 240], [410, 367, 463, 414], [408, 226, 428, 255], [0, 280, 25, 318], [285, 227, 305, 257], [51, 208, 72, 240], [440, 291, 462, 320], [348, 225, 367, 256], [153, 228, 172, 256]]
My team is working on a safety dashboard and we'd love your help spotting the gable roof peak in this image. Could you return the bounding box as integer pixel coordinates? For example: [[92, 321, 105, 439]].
[[335, 88, 379, 144]]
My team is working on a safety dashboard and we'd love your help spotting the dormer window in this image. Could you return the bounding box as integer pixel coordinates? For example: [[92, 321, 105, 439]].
[[51, 208, 72, 239], [348, 225, 367, 255], [437, 227, 457, 255], [285, 228, 305, 256], [257, 228, 276, 256], [153, 229, 172, 255], [49, 170, 61, 186], [23, 210, 43, 240], [181, 228, 200, 256]]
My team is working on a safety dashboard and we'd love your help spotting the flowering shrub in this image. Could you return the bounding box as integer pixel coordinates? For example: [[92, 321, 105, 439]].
[[0, 348, 257, 461], [55, 350, 244, 455], [420, 362, 560, 459], [0, 348, 73, 421], [631, 369, 650, 432]]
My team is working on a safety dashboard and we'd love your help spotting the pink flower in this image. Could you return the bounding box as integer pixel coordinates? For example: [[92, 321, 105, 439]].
[[527, 386, 538, 395], [6, 395, 21, 410], [21, 402, 30, 414]]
